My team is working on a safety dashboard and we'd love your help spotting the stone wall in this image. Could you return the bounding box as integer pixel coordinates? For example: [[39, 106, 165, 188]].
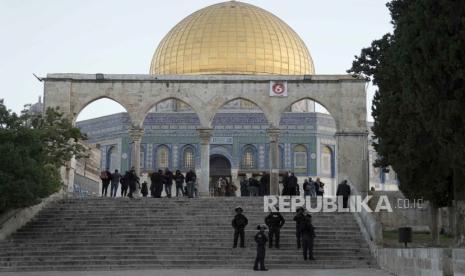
[[377, 248, 465, 276], [0, 191, 65, 240]]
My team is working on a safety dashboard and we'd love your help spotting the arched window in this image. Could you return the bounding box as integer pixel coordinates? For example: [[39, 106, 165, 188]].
[[321, 146, 333, 176], [293, 145, 307, 170], [183, 146, 195, 170], [242, 145, 256, 169], [156, 145, 170, 169], [105, 145, 117, 170]]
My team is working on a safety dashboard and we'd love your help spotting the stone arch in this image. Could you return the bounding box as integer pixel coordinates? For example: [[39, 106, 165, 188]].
[[207, 96, 274, 127], [278, 97, 339, 131], [210, 146, 234, 167], [137, 96, 208, 128], [72, 95, 134, 126]]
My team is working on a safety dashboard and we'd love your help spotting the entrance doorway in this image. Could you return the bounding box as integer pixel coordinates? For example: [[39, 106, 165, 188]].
[[209, 154, 232, 196]]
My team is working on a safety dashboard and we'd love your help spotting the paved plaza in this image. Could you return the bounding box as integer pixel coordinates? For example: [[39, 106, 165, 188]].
[[0, 269, 392, 276]]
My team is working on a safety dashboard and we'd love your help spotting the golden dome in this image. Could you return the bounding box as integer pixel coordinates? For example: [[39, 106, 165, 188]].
[[150, 1, 314, 75]]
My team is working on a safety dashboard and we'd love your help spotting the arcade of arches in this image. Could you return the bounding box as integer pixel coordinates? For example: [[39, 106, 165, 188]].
[[43, 1, 373, 196]]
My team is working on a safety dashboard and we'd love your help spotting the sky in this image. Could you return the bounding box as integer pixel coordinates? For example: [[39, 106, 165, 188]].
[[0, 0, 393, 121]]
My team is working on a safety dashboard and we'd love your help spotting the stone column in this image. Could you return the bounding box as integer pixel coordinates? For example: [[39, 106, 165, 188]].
[[267, 128, 280, 195], [197, 127, 213, 197], [335, 131, 369, 194], [129, 127, 144, 176]]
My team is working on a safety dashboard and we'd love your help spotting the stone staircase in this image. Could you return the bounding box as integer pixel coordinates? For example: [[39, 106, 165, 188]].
[[0, 197, 376, 271]]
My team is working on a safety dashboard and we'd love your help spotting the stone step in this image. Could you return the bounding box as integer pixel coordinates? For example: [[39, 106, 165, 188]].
[[0, 197, 375, 271]]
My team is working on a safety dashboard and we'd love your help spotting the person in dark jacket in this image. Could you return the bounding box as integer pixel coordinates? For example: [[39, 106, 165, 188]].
[[100, 168, 112, 197], [248, 177, 260, 196], [120, 171, 129, 197], [150, 170, 164, 198], [110, 169, 121, 198], [293, 207, 306, 249], [259, 172, 270, 196], [224, 179, 237, 197], [302, 213, 316, 260], [127, 167, 140, 199], [231, 206, 248, 248], [185, 170, 197, 198], [240, 177, 249, 197], [141, 181, 148, 197], [316, 178, 325, 196], [336, 179, 351, 208], [265, 208, 285, 249], [174, 170, 185, 197], [164, 168, 173, 198], [253, 224, 268, 271], [313, 179, 321, 196], [288, 172, 298, 196]]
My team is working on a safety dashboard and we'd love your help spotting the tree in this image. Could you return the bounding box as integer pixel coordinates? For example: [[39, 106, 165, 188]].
[[0, 105, 87, 213], [349, 0, 465, 245]]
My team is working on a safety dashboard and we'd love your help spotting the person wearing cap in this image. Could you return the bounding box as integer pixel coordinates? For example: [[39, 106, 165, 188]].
[[231, 207, 248, 248], [253, 224, 268, 271], [265, 207, 285, 249], [301, 213, 316, 260], [293, 207, 306, 249]]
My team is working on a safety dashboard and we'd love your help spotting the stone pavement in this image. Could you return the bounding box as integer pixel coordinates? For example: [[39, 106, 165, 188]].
[[0, 269, 392, 276]]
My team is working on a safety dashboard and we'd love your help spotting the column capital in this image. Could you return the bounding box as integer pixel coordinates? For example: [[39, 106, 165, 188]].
[[266, 127, 280, 142], [197, 127, 213, 144], [129, 127, 144, 141]]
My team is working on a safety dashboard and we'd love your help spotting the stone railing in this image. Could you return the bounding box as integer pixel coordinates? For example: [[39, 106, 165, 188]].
[[377, 248, 465, 276], [0, 190, 65, 240], [348, 181, 383, 246]]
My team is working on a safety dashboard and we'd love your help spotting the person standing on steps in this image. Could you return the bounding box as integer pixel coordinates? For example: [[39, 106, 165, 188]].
[[231, 206, 248, 248], [164, 168, 174, 198], [127, 167, 140, 199], [100, 168, 112, 197], [302, 213, 316, 261], [260, 171, 270, 196], [293, 207, 306, 249], [120, 171, 129, 197], [265, 207, 285, 249], [185, 169, 197, 198], [110, 169, 121, 198], [141, 181, 148, 197], [316, 177, 325, 196], [336, 179, 351, 208], [150, 170, 164, 198], [174, 170, 185, 197], [253, 224, 268, 271]]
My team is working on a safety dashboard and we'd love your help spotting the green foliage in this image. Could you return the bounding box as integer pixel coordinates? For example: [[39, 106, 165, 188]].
[[0, 105, 87, 213], [349, 0, 465, 207]]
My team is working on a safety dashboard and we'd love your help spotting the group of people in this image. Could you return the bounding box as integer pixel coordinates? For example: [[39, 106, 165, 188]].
[[231, 206, 315, 271], [302, 177, 325, 197], [100, 168, 198, 199], [282, 172, 325, 197], [213, 177, 237, 197], [240, 172, 270, 197], [148, 169, 197, 198], [99, 168, 140, 198]]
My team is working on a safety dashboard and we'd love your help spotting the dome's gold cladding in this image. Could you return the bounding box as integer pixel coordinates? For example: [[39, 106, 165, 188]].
[[150, 1, 314, 75]]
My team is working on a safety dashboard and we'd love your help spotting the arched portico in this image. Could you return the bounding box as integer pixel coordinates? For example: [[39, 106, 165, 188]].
[[43, 74, 369, 194]]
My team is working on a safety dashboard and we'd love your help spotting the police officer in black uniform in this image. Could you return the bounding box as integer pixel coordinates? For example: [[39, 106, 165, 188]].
[[253, 224, 268, 271], [293, 207, 306, 249], [231, 206, 248, 248], [265, 207, 285, 249], [302, 213, 316, 260]]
